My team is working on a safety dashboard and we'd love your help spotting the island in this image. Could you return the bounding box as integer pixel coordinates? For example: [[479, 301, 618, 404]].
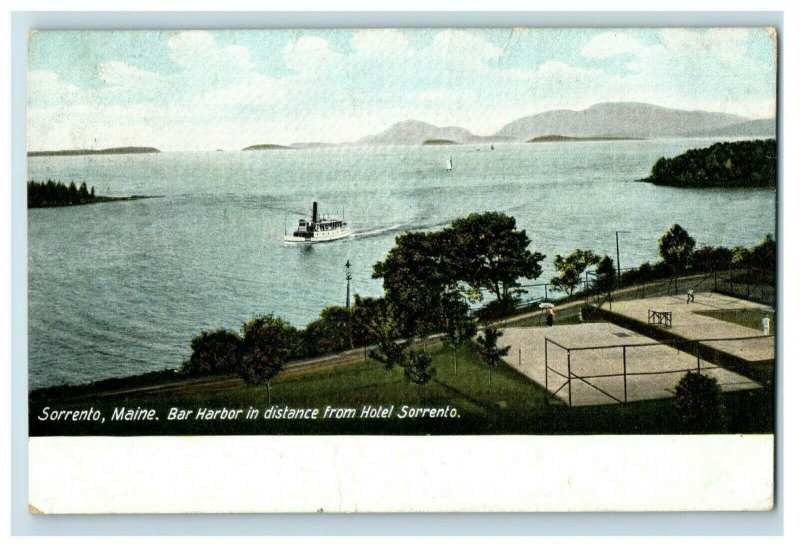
[[639, 139, 776, 188], [27, 180, 156, 209], [242, 144, 291, 151], [28, 147, 160, 157], [528, 135, 641, 143], [422, 139, 458, 145]]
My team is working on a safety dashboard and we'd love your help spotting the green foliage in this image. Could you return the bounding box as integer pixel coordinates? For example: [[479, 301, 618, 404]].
[[441, 291, 477, 349], [450, 212, 545, 301], [372, 211, 545, 338], [239, 314, 298, 387], [550, 249, 600, 296], [476, 326, 511, 369], [658, 224, 696, 273], [401, 351, 436, 387], [593, 255, 616, 293], [28, 179, 99, 208], [692, 245, 734, 272], [301, 305, 353, 357], [643, 139, 776, 187], [674, 372, 725, 431], [372, 230, 453, 337], [181, 329, 242, 375], [362, 298, 409, 370]]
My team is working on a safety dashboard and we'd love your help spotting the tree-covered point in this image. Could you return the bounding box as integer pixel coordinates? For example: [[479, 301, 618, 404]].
[[640, 139, 776, 187], [27, 179, 150, 208]]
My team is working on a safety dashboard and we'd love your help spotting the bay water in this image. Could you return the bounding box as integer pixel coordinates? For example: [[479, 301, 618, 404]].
[[27, 139, 776, 388]]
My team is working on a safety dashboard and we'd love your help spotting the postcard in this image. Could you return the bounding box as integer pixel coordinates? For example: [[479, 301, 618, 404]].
[[25, 27, 777, 513]]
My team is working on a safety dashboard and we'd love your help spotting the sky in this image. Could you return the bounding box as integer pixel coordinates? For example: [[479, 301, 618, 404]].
[[27, 28, 777, 151]]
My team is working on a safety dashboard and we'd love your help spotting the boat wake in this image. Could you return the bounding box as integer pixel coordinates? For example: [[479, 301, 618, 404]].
[[350, 219, 452, 240]]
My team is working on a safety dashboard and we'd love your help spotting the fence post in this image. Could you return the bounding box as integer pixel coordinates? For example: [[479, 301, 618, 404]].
[[622, 345, 628, 403], [567, 350, 572, 407], [544, 285, 548, 301], [518, 348, 522, 368], [544, 339, 549, 393]]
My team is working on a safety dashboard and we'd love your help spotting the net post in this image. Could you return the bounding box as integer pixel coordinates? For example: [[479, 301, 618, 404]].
[[622, 345, 628, 403], [696, 341, 701, 372], [567, 349, 572, 407]]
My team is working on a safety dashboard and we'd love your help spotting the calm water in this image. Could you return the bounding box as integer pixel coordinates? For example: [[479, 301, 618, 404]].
[[28, 139, 776, 388]]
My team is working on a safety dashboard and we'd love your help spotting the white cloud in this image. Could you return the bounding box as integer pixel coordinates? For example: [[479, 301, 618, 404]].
[[97, 61, 164, 88], [581, 32, 646, 59], [352, 29, 410, 57], [27, 70, 79, 104], [283, 35, 342, 74], [423, 30, 504, 69], [168, 31, 254, 74]]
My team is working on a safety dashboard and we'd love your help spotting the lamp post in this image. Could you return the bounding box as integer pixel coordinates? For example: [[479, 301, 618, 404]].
[[615, 231, 630, 288], [345, 260, 352, 310]]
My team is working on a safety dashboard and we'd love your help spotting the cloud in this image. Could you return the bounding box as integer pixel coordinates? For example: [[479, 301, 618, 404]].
[[581, 32, 646, 59], [27, 70, 79, 104], [27, 29, 776, 150], [352, 29, 410, 57], [97, 61, 164, 88], [283, 35, 342, 74], [168, 31, 254, 74]]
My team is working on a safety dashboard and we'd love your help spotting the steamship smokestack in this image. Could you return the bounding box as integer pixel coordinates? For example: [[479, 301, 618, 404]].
[[312, 201, 319, 223]]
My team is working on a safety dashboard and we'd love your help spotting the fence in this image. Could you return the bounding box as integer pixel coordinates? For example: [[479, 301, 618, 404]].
[[543, 334, 772, 407]]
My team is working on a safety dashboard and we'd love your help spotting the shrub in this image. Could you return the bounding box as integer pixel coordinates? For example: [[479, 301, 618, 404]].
[[675, 372, 725, 431]]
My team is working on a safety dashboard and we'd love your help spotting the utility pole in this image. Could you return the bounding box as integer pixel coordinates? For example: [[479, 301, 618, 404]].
[[345, 260, 352, 310]]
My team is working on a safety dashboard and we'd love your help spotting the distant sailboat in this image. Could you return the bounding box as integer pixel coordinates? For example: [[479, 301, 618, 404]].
[[446, 157, 453, 171]]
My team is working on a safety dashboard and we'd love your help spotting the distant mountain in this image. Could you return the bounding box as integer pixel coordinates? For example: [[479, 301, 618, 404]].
[[357, 120, 493, 146], [495, 103, 749, 141], [688, 118, 776, 137], [28, 147, 160, 157]]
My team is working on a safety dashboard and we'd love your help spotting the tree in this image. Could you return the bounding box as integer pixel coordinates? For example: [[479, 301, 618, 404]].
[[182, 329, 241, 375], [658, 224, 696, 274], [440, 290, 477, 373], [692, 245, 733, 272], [450, 212, 545, 302], [749, 234, 776, 271], [78, 182, 89, 201], [475, 326, 511, 386], [300, 305, 352, 357], [239, 314, 298, 404], [550, 249, 600, 296], [675, 372, 725, 432], [67, 181, 78, 204], [372, 230, 453, 338], [361, 298, 409, 370], [593, 254, 616, 293], [401, 351, 436, 403]]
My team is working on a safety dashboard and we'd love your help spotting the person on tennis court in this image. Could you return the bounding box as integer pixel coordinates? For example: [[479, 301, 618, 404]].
[[686, 288, 695, 304], [546, 306, 555, 326]]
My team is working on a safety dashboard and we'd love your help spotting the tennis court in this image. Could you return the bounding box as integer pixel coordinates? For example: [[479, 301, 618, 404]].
[[499, 322, 761, 407]]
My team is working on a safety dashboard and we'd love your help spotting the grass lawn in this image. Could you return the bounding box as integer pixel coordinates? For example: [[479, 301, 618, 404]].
[[694, 308, 775, 335], [30, 341, 773, 436]]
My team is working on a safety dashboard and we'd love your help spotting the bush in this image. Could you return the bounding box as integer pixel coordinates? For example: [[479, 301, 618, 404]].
[[675, 372, 725, 431], [477, 297, 518, 322], [181, 329, 242, 375]]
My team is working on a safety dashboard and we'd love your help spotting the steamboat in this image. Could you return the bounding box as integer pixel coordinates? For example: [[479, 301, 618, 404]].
[[284, 201, 351, 244]]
